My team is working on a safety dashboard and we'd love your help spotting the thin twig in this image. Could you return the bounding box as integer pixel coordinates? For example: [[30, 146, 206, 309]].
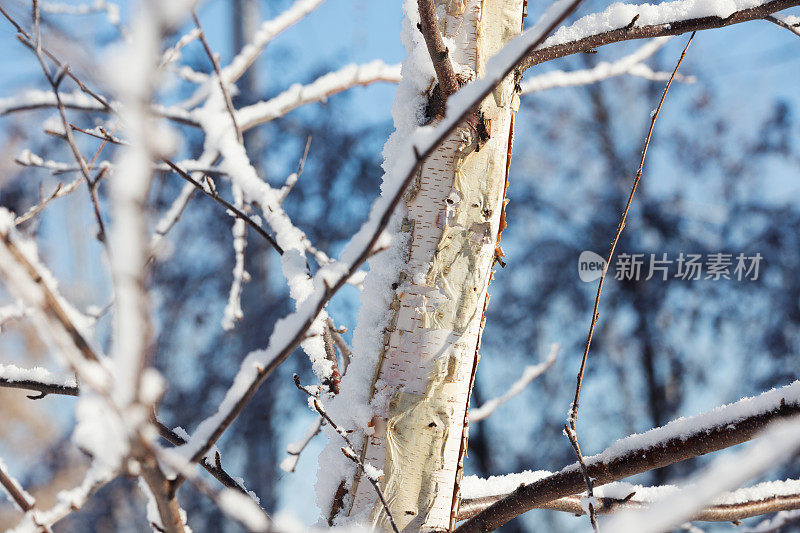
[[280, 136, 312, 202], [192, 9, 243, 144], [14, 178, 82, 225], [160, 159, 283, 254], [568, 33, 695, 431], [294, 375, 399, 533], [469, 343, 558, 423], [0, 4, 111, 112], [565, 33, 694, 533]]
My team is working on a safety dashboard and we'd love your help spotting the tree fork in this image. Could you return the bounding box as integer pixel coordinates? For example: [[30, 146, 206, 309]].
[[345, 1, 524, 530]]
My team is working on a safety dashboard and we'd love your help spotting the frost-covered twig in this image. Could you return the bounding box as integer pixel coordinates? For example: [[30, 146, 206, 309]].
[[520, 37, 695, 94], [469, 343, 558, 423], [280, 416, 324, 474], [294, 376, 398, 533], [14, 177, 82, 225], [191, 9, 251, 331], [279, 136, 311, 203], [192, 10, 243, 144], [159, 28, 201, 70], [519, 0, 799, 73], [0, 210, 106, 389], [40, 1, 121, 31], [237, 61, 401, 130], [0, 5, 111, 112], [153, 445, 270, 532], [454, 379, 800, 532], [161, 160, 282, 253], [0, 370, 253, 501], [12, 465, 111, 532], [0, 89, 199, 127], [0, 456, 43, 526], [222, 0, 327, 84]]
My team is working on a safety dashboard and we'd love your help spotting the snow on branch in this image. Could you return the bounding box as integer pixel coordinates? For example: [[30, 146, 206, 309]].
[[520, 37, 695, 94], [0, 363, 78, 399], [222, 0, 327, 84], [238, 61, 401, 131], [469, 344, 558, 423], [40, 1, 121, 28], [10, 465, 113, 532], [520, 0, 800, 73], [605, 417, 800, 532], [459, 477, 800, 523], [455, 380, 800, 532]]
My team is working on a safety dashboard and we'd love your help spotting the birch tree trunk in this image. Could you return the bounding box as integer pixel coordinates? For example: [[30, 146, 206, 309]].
[[339, 1, 524, 531]]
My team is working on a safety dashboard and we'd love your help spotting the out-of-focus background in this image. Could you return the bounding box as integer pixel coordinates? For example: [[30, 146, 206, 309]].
[[0, 0, 798, 531]]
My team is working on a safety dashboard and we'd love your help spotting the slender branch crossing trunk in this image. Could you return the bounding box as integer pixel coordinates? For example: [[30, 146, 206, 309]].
[[344, 1, 524, 530]]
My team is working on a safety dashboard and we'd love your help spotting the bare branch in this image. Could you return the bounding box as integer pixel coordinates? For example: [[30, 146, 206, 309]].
[[568, 31, 694, 435]]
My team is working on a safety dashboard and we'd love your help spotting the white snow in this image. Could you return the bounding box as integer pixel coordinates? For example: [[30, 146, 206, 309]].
[[238, 61, 401, 130], [461, 470, 554, 499], [0, 363, 77, 388]]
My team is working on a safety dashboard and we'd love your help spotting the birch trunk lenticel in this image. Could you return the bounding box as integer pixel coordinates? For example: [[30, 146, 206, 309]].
[[325, 1, 524, 530]]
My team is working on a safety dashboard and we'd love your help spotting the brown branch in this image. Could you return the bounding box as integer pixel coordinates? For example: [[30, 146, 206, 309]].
[[519, 0, 799, 73], [458, 487, 800, 523], [14, 178, 82, 225], [454, 392, 800, 532], [417, 0, 459, 99]]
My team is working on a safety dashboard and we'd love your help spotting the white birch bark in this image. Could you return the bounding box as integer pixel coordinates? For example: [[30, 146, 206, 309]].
[[343, 1, 524, 530]]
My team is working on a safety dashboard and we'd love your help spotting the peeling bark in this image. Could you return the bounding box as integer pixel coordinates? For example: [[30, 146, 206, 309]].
[[346, 1, 524, 530]]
